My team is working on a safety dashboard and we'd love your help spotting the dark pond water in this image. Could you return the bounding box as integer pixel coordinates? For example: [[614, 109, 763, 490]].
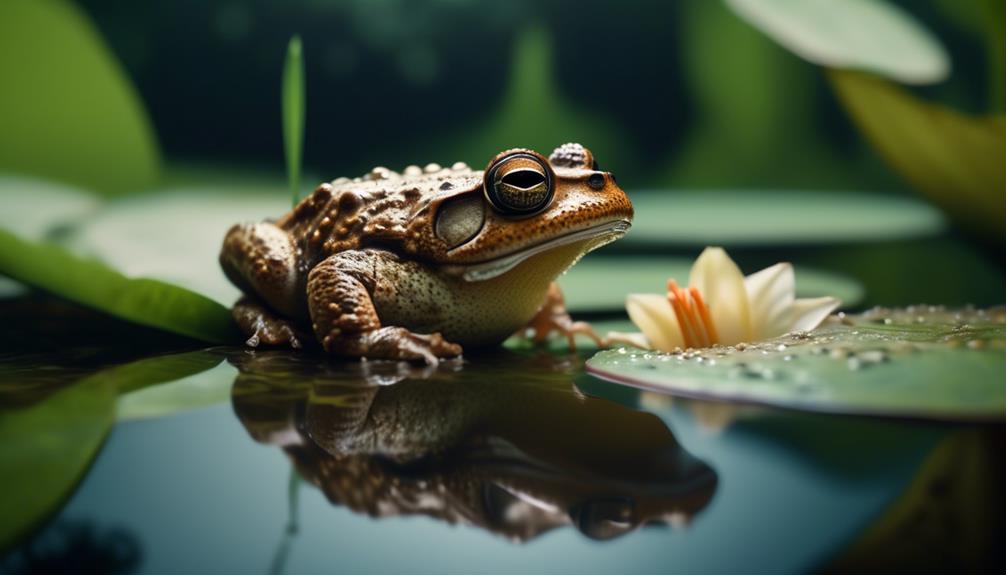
[[1, 297, 1003, 574]]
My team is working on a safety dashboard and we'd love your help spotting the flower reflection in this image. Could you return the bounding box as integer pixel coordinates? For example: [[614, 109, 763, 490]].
[[609, 247, 840, 351], [230, 351, 717, 543]]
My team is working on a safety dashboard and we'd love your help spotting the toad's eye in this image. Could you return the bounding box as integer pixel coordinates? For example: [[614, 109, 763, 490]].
[[484, 152, 555, 216]]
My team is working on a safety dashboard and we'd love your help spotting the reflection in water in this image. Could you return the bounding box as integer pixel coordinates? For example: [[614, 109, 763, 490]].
[[230, 350, 717, 543]]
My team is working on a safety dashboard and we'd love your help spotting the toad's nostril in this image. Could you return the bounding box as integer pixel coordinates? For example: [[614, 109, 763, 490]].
[[588, 173, 606, 190]]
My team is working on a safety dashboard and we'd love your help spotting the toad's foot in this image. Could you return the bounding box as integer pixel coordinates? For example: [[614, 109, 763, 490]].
[[323, 326, 462, 366], [233, 296, 308, 349], [523, 283, 603, 352]]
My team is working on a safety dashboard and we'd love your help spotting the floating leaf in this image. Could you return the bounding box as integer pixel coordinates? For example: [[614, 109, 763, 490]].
[[283, 35, 305, 206], [586, 307, 1006, 420], [0, 351, 221, 549], [725, 0, 950, 84], [621, 190, 945, 248], [560, 256, 864, 311], [829, 70, 1006, 241], [0, 175, 101, 241], [0, 229, 238, 343], [0, 0, 159, 195], [69, 189, 288, 306]]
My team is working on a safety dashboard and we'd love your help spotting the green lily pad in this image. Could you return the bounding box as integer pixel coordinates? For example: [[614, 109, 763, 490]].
[[621, 190, 945, 247], [560, 256, 864, 311], [586, 307, 1006, 421], [0, 229, 238, 343], [0, 175, 101, 241], [70, 189, 289, 306], [0, 0, 159, 196], [830, 70, 1006, 242], [725, 0, 950, 84], [0, 350, 221, 549]]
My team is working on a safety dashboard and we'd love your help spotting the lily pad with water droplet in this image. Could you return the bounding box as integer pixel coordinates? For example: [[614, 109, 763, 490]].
[[620, 190, 945, 248], [560, 255, 863, 312], [586, 307, 1006, 421]]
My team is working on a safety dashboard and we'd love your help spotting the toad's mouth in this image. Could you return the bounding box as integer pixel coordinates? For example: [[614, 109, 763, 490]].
[[452, 219, 631, 282]]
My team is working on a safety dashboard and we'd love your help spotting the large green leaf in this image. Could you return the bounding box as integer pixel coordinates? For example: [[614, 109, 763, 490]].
[[0, 0, 159, 196], [0, 351, 222, 549], [830, 70, 1006, 241], [560, 256, 864, 311], [725, 0, 950, 84], [587, 307, 1006, 420], [0, 229, 238, 343], [620, 189, 945, 248]]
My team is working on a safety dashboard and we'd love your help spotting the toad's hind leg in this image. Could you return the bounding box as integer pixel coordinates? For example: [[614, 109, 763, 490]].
[[307, 251, 462, 364]]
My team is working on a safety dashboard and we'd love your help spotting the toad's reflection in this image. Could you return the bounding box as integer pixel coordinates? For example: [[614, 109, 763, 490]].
[[230, 351, 717, 542]]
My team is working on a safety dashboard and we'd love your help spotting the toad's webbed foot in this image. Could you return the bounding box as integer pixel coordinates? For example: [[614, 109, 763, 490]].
[[325, 326, 462, 365], [233, 296, 309, 349], [522, 283, 603, 351]]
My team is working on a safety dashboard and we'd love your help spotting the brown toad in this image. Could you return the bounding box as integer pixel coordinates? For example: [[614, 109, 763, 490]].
[[220, 143, 633, 363]]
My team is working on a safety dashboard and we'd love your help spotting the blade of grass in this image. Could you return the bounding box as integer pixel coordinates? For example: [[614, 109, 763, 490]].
[[282, 35, 305, 206]]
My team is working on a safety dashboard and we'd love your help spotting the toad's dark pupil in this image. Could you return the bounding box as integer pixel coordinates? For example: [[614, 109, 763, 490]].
[[588, 173, 606, 190], [501, 170, 545, 189]]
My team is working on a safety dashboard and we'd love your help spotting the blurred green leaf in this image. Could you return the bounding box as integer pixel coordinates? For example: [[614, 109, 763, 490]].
[[830, 70, 1006, 241], [561, 256, 864, 311], [0, 351, 221, 549], [283, 36, 305, 206], [620, 189, 945, 248], [0, 0, 160, 196], [588, 307, 1006, 421], [0, 229, 238, 343], [725, 0, 950, 84]]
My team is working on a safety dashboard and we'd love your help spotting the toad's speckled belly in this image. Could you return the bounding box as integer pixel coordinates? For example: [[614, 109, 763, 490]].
[[371, 241, 591, 348]]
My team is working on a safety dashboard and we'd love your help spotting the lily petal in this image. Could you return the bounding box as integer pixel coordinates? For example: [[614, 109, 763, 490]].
[[744, 262, 796, 340], [689, 247, 751, 345], [787, 296, 842, 333], [626, 293, 685, 352]]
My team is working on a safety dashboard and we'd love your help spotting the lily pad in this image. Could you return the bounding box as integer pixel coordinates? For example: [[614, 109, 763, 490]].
[[621, 190, 945, 248], [69, 189, 289, 306], [725, 0, 950, 84], [586, 307, 1006, 421], [0, 175, 101, 241], [560, 256, 864, 311], [830, 70, 1006, 242], [0, 0, 159, 195]]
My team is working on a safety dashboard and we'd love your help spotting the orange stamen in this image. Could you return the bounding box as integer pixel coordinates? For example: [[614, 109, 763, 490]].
[[690, 287, 720, 345], [667, 280, 720, 349]]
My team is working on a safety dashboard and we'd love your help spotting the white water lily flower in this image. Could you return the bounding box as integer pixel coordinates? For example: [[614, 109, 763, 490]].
[[613, 247, 841, 351]]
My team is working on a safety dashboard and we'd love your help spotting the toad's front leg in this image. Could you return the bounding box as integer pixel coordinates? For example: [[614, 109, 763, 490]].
[[523, 283, 604, 351], [307, 251, 462, 364]]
